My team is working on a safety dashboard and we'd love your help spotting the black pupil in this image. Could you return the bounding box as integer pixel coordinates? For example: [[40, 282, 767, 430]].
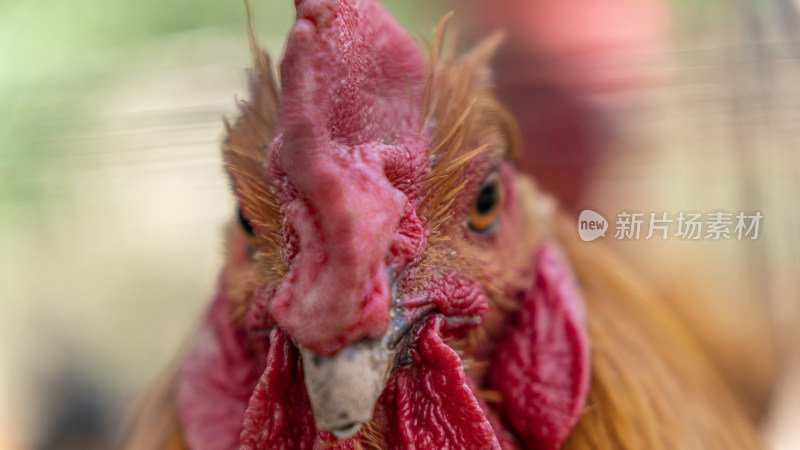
[[237, 206, 255, 236], [475, 181, 498, 215]]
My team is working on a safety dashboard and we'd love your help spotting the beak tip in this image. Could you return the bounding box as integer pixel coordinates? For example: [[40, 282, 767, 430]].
[[330, 422, 363, 440], [299, 334, 398, 438]]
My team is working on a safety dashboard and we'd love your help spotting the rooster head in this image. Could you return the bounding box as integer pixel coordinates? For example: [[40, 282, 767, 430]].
[[179, 1, 590, 448]]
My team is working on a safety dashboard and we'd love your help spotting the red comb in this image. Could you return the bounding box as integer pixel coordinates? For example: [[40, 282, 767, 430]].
[[269, 0, 429, 354], [280, 0, 426, 146]]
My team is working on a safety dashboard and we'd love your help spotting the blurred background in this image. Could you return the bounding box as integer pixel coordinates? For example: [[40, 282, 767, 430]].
[[0, 0, 797, 448]]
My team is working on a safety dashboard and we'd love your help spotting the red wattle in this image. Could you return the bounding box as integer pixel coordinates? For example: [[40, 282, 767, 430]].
[[489, 243, 591, 449]]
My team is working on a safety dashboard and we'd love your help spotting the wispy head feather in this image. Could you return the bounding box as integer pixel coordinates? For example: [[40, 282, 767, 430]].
[[417, 17, 520, 239]]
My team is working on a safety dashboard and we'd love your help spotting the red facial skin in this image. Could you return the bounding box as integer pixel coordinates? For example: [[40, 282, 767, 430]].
[[178, 1, 590, 448]]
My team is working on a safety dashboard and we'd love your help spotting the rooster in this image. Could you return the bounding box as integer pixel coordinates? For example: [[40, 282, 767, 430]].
[[124, 0, 767, 448]]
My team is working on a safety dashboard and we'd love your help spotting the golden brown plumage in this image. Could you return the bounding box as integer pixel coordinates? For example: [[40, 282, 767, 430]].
[[556, 216, 764, 449]]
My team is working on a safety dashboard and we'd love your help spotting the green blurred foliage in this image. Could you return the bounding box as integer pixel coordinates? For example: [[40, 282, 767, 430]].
[[0, 0, 441, 219]]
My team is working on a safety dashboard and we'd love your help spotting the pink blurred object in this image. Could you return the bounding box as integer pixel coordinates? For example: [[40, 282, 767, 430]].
[[463, 0, 669, 209], [465, 0, 669, 94]]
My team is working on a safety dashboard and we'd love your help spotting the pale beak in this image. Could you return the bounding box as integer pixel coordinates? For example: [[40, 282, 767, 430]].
[[298, 323, 403, 439]]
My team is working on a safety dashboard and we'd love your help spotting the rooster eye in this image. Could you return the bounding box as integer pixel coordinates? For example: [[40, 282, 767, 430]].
[[237, 206, 255, 237], [468, 174, 502, 232]]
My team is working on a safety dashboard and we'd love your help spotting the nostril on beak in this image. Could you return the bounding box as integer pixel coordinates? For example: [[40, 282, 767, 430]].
[[331, 422, 362, 439]]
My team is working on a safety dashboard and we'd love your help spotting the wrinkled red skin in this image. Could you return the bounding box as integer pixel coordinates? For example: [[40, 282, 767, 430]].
[[178, 0, 590, 448], [237, 316, 500, 450]]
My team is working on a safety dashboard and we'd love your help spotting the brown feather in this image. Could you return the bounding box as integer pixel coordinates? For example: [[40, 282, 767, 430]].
[[221, 5, 282, 260], [553, 213, 764, 450], [118, 365, 186, 450], [417, 20, 516, 244]]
